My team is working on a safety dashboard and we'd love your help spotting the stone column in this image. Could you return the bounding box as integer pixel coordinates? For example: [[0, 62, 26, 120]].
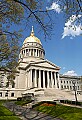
[[58, 73, 61, 89], [36, 49, 37, 57], [30, 69, 32, 88], [26, 71, 29, 88], [23, 50, 24, 55], [51, 72, 54, 88], [38, 70, 41, 88], [33, 49, 34, 56], [25, 73, 28, 88], [40, 51, 41, 58], [39, 50, 40, 57], [43, 71, 45, 88], [28, 70, 30, 88], [25, 49, 26, 57], [15, 74, 19, 89], [29, 49, 31, 56], [28, 49, 30, 56], [47, 71, 49, 88], [55, 72, 57, 88], [42, 52, 44, 58], [34, 69, 37, 87], [34, 49, 35, 57]]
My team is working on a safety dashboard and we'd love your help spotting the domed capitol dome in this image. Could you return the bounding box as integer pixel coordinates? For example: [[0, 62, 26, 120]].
[[23, 26, 42, 45], [19, 26, 45, 62]]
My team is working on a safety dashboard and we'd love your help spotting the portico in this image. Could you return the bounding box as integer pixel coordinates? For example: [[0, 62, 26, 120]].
[[27, 68, 60, 89]]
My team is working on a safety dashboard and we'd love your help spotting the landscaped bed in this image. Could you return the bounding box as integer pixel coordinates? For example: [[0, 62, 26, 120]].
[[35, 101, 82, 120], [0, 101, 21, 120]]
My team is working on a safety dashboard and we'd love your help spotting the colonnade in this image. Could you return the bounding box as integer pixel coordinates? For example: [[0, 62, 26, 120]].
[[20, 48, 44, 59], [27, 69, 60, 89]]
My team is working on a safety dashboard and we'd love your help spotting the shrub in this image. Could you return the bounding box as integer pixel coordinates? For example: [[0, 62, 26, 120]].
[[17, 97, 22, 101], [32, 101, 56, 108], [60, 99, 82, 106]]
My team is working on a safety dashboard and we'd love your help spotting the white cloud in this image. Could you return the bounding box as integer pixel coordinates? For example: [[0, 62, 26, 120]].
[[46, 2, 61, 13], [63, 70, 77, 76], [62, 15, 82, 39]]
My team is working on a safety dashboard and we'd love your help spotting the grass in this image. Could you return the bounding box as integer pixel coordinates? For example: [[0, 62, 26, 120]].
[[15, 100, 32, 106], [0, 101, 21, 120], [36, 103, 82, 120]]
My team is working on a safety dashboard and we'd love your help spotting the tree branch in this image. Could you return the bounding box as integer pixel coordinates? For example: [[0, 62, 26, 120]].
[[13, 0, 50, 37], [77, 0, 82, 12]]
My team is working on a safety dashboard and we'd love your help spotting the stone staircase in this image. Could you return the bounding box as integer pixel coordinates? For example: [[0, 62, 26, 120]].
[[23, 88, 44, 96], [23, 88, 82, 102], [35, 88, 75, 102]]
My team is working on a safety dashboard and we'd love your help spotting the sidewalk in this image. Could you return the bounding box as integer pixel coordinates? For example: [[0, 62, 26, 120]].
[[4, 101, 62, 120], [59, 102, 82, 109]]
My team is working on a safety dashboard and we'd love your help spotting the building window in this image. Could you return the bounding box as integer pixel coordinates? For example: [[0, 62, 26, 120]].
[[67, 86, 69, 89], [69, 81, 71, 84], [11, 93, 14, 97], [64, 81, 65, 83], [0, 92, 2, 97], [0, 83, 2, 88], [64, 85, 66, 89], [78, 86, 79, 90], [67, 81, 68, 84], [5, 92, 8, 97], [61, 85, 63, 89], [61, 80, 62, 83], [12, 82, 15, 88], [73, 86, 75, 90], [70, 86, 72, 90]]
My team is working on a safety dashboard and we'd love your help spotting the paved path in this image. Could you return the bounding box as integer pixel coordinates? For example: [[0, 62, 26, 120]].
[[4, 101, 62, 120], [60, 103, 82, 109]]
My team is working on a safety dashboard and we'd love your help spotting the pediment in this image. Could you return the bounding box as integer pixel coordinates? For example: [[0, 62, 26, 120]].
[[31, 60, 60, 70]]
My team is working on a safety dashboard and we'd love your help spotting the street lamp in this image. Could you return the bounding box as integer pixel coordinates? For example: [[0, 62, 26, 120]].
[[72, 80, 77, 103]]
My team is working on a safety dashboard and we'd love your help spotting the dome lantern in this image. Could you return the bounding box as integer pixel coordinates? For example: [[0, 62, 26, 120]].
[[31, 26, 34, 37]]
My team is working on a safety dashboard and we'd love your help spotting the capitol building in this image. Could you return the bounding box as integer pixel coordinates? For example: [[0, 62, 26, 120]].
[[0, 27, 82, 101]]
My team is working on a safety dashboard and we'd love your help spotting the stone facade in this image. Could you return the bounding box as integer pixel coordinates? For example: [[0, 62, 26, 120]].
[[60, 74, 82, 95]]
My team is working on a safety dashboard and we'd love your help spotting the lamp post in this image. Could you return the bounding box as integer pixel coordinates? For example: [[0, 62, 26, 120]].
[[72, 80, 77, 103]]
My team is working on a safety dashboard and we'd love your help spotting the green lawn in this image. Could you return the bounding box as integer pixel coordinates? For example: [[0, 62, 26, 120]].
[[0, 101, 21, 120], [36, 103, 82, 120], [15, 100, 32, 106]]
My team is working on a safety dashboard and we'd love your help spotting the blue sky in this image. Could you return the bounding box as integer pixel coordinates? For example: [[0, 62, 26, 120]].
[[15, 1, 82, 76]]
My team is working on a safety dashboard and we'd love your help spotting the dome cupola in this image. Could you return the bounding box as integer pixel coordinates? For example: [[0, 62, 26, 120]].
[[19, 26, 45, 62]]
